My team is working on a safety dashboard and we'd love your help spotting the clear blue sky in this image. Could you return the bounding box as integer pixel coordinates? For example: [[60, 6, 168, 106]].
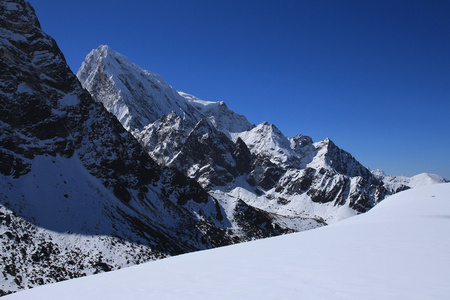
[[28, 0, 449, 179]]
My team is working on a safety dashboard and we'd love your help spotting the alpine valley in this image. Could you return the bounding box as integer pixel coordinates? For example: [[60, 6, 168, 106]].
[[0, 0, 447, 296]]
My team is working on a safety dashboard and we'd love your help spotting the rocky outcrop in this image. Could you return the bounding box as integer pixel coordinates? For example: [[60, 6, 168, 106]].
[[172, 118, 252, 188]]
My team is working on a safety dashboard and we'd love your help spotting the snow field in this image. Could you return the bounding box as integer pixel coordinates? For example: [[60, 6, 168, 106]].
[[6, 183, 450, 299]]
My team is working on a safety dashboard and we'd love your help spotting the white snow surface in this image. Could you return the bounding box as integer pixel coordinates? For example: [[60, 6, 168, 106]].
[[7, 183, 450, 300]]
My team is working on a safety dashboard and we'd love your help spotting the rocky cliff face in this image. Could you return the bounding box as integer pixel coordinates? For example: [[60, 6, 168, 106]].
[[0, 0, 237, 295]]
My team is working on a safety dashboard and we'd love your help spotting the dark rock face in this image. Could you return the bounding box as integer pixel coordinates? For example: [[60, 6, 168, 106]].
[[0, 205, 164, 296], [172, 119, 253, 188], [318, 140, 387, 212], [307, 172, 351, 204], [138, 112, 191, 165], [248, 158, 285, 190], [233, 137, 253, 175], [274, 141, 388, 213], [0, 0, 77, 177], [275, 167, 316, 194], [233, 200, 293, 239], [323, 139, 372, 178]]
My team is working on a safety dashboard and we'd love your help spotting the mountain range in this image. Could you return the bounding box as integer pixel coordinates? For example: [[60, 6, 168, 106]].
[[77, 44, 447, 225], [0, 0, 447, 296]]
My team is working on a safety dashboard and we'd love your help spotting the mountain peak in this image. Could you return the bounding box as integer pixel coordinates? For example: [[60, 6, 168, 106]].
[[371, 169, 386, 177], [192, 118, 216, 134], [235, 121, 295, 165], [91, 44, 125, 60], [79, 44, 137, 78], [77, 45, 185, 131], [78, 46, 254, 135], [98, 44, 113, 52], [257, 121, 280, 132], [323, 137, 333, 145]]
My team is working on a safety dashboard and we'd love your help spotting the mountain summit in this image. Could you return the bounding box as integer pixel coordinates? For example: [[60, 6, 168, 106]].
[[77, 45, 254, 135]]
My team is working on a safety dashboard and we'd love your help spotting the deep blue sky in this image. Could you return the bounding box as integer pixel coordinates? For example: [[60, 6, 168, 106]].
[[28, 0, 449, 179]]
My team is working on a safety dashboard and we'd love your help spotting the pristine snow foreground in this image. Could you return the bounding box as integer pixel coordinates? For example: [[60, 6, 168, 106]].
[[6, 183, 450, 299]]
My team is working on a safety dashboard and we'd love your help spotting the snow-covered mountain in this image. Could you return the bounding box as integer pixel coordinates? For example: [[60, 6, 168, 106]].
[[6, 183, 450, 300], [77, 45, 255, 166], [372, 169, 448, 193], [77, 45, 254, 134], [2, 0, 447, 296], [77, 45, 393, 225], [0, 0, 245, 295]]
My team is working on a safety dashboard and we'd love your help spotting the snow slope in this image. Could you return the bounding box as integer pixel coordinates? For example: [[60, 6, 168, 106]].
[[7, 183, 450, 300]]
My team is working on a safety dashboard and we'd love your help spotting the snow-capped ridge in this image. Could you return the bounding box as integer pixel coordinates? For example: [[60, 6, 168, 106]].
[[77, 45, 254, 136], [372, 169, 448, 192], [371, 169, 386, 177], [177, 91, 254, 136], [235, 121, 295, 165], [78, 45, 187, 131], [409, 173, 448, 187]]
